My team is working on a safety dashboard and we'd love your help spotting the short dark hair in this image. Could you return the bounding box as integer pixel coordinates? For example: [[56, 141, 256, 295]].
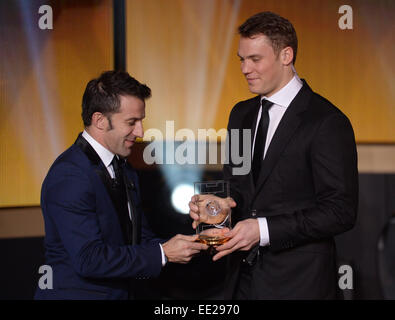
[[82, 70, 151, 126], [238, 11, 298, 64]]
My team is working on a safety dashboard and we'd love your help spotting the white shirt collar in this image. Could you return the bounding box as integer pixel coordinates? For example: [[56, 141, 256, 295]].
[[82, 130, 115, 168], [262, 74, 303, 108]]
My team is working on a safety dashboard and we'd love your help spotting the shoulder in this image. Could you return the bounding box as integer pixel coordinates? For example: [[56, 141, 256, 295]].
[[50, 144, 89, 172], [303, 88, 355, 138], [311, 92, 342, 115], [229, 95, 260, 118], [41, 145, 97, 206], [303, 83, 352, 126], [43, 145, 92, 189], [227, 96, 260, 130]]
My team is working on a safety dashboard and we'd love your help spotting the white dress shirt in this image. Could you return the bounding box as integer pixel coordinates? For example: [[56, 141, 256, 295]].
[[252, 75, 303, 247], [82, 130, 167, 265]]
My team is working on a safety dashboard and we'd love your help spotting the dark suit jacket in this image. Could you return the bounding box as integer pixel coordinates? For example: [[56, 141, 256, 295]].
[[35, 135, 163, 300], [223, 80, 358, 299]]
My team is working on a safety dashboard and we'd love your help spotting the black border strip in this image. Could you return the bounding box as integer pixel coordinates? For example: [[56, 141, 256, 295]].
[[113, 0, 126, 71]]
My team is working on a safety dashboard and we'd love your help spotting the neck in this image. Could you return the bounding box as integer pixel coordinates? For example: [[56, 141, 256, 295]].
[[85, 127, 107, 149]]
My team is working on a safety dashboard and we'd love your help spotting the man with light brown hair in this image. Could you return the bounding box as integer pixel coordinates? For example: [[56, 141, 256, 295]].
[[190, 12, 358, 299]]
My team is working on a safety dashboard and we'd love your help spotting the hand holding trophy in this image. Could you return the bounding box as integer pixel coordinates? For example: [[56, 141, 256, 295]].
[[190, 181, 236, 248]]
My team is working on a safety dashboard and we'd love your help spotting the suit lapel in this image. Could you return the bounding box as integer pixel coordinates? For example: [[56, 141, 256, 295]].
[[253, 81, 312, 199], [241, 96, 261, 190], [74, 134, 129, 243], [74, 133, 112, 182], [243, 96, 262, 141], [123, 167, 141, 245]]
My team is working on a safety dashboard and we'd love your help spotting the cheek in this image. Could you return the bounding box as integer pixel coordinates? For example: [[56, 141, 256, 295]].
[[257, 62, 270, 76], [119, 125, 133, 136], [261, 63, 278, 82]]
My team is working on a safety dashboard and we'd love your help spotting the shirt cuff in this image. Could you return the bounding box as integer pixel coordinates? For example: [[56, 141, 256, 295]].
[[257, 217, 270, 247], [159, 243, 167, 266]]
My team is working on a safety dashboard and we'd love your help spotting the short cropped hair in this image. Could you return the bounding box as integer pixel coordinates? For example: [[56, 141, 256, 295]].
[[238, 11, 298, 64], [82, 70, 151, 126]]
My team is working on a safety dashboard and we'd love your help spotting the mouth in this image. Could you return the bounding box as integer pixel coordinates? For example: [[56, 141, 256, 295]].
[[246, 78, 259, 84], [125, 139, 135, 147]]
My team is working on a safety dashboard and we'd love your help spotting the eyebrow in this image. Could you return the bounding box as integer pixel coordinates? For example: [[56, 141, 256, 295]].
[[125, 116, 145, 121], [237, 53, 262, 59]]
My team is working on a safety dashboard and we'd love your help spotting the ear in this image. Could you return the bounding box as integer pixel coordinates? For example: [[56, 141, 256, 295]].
[[91, 112, 108, 131], [280, 46, 294, 66]]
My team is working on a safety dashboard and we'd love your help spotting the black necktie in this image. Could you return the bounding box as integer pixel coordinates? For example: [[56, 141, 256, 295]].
[[252, 99, 273, 185], [111, 155, 123, 186], [111, 156, 133, 244]]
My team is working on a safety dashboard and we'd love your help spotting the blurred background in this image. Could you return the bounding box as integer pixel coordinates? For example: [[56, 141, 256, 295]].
[[0, 0, 394, 299]]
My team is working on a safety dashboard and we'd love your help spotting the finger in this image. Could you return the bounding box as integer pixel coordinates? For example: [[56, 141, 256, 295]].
[[223, 227, 237, 238], [182, 246, 207, 259], [191, 194, 199, 203], [192, 220, 198, 229], [190, 242, 209, 250], [227, 197, 237, 207], [197, 194, 209, 201], [189, 247, 206, 255], [178, 235, 209, 250], [215, 234, 240, 251], [176, 233, 199, 241], [215, 239, 243, 259], [190, 212, 199, 221], [188, 201, 199, 213]]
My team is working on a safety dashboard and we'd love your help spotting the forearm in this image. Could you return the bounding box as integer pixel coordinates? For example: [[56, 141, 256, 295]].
[[266, 198, 356, 252], [74, 240, 162, 279]]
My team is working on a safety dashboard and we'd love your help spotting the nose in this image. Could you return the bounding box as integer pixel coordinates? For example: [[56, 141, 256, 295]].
[[241, 60, 252, 75], [134, 121, 144, 138]]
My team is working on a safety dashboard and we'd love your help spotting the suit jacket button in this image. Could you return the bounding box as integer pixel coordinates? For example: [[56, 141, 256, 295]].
[[251, 209, 257, 217]]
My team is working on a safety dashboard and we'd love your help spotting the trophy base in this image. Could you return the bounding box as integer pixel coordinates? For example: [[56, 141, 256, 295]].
[[197, 235, 229, 246]]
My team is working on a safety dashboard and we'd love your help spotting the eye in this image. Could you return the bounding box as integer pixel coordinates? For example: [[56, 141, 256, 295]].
[[252, 57, 261, 62]]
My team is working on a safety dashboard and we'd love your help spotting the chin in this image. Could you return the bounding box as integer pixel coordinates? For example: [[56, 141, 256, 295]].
[[115, 149, 130, 158], [248, 84, 264, 95], [249, 88, 264, 95], [123, 150, 132, 158]]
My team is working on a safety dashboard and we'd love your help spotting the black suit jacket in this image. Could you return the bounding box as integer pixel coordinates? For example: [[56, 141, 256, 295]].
[[223, 80, 358, 299]]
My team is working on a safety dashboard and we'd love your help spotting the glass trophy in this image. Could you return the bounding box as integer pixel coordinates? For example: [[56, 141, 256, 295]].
[[194, 180, 231, 246]]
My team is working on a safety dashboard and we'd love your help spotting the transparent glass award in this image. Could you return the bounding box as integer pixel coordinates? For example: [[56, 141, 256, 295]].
[[194, 180, 231, 246]]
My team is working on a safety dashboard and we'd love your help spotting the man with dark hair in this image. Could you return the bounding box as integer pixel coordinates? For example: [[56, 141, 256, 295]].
[[190, 12, 358, 299], [36, 71, 207, 300]]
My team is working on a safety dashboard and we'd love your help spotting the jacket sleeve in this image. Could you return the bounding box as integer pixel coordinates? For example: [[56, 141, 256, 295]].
[[42, 163, 163, 279], [266, 112, 359, 252]]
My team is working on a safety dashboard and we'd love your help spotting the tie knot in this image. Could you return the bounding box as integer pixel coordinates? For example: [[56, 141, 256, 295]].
[[111, 156, 119, 169], [261, 99, 273, 112], [111, 155, 125, 171]]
